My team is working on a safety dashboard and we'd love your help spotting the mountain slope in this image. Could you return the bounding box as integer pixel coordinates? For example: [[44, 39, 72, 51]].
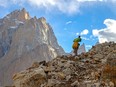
[[12, 42, 116, 87], [0, 8, 64, 86]]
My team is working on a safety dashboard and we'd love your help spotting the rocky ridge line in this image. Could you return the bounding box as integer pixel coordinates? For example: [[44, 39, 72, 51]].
[[11, 42, 116, 87]]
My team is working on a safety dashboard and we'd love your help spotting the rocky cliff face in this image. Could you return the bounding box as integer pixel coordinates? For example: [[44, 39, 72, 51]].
[[12, 42, 116, 87], [78, 43, 86, 54], [0, 8, 64, 86]]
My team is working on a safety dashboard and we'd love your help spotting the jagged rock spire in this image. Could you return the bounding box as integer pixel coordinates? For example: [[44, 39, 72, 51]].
[[18, 8, 31, 21], [5, 8, 30, 21], [78, 43, 86, 54], [0, 8, 65, 86]]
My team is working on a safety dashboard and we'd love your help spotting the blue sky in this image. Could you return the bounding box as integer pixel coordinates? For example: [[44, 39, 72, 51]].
[[0, 0, 116, 53]]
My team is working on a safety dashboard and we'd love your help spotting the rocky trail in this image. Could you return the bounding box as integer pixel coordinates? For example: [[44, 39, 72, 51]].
[[10, 42, 116, 87]]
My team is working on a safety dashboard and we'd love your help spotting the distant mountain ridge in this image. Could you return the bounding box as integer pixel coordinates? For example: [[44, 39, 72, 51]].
[[0, 8, 64, 86]]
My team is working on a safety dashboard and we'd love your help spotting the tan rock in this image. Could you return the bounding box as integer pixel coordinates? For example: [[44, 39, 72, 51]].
[[109, 81, 114, 87], [71, 80, 79, 86], [66, 75, 71, 81], [0, 8, 64, 86], [57, 72, 65, 80], [9, 42, 116, 87], [13, 68, 46, 87]]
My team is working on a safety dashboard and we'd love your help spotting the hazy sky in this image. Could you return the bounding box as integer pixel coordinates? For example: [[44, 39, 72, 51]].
[[0, 0, 116, 52]]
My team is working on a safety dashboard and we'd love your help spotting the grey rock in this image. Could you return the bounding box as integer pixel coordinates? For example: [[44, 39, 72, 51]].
[[0, 8, 64, 86]]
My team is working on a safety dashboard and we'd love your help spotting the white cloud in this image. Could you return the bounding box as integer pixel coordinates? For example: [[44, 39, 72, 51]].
[[81, 37, 90, 40], [81, 29, 89, 35], [90, 35, 95, 40], [92, 19, 116, 43], [27, 0, 81, 15], [0, 0, 26, 7], [66, 21, 72, 25], [85, 45, 92, 51], [0, 0, 80, 14], [0, 0, 8, 7], [1, 0, 113, 15], [0, 0, 115, 15], [93, 29, 99, 36], [76, 32, 80, 36], [85, 45, 92, 48], [76, 29, 89, 37]]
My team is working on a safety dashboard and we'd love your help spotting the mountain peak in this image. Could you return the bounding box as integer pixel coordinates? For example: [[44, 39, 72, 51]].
[[21, 8, 26, 12], [0, 8, 65, 86], [5, 8, 30, 21], [20, 8, 30, 20], [38, 17, 46, 23]]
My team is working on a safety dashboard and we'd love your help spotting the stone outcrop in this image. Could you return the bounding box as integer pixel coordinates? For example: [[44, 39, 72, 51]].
[[0, 8, 64, 86], [78, 43, 86, 54], [12, 42, 116, 87]]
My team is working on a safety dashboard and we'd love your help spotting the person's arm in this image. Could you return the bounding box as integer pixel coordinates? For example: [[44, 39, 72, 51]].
[[80, 38, 82, 42]]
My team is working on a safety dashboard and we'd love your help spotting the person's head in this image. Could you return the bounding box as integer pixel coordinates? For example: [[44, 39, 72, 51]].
[[78, 35, 81, 38]]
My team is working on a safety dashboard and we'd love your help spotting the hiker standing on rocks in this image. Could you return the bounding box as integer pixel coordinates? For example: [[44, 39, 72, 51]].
[[72, 35, 82, 56]]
